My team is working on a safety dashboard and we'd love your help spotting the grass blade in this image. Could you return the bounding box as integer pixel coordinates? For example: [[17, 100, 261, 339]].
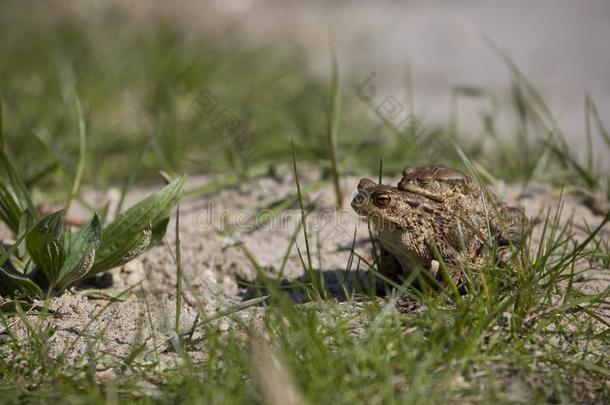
[[327, 37, 343, 208], [0, 123, 38, 232], [66, 96, 87, 212], [174, 205, 182, 332], [291, 141, 312, 271]]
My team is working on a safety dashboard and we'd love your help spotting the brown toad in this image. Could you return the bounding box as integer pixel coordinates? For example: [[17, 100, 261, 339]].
[[351, 164, 527, 288]]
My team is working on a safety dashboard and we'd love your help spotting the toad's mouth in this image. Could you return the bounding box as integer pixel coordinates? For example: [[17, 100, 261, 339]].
[[368, 215, 408, 233]]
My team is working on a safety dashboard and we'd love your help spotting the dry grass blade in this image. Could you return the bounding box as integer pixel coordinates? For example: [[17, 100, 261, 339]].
[[251, 336, 305, 405]]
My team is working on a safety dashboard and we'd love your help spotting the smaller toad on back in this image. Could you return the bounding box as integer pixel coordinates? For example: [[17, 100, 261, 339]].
[[351, 164, 527, 288]]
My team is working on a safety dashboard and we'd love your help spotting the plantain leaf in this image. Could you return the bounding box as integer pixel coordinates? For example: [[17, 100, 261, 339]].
[[0, 234, 43, 297], [89, 176, 184, 275], [57, 214, 101, 289], [85, 217, 168, 276], [88, 223, 152, 275], [0, 258, 43, 298], [150, 216, 170, 247], [0, 182, 25, 235], [25, 210, 66, 287], [17, 208, 35, 260]]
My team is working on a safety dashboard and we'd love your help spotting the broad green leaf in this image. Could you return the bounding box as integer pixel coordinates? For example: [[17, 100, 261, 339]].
[[0, 259, 43, 298], [57, 214, 101, 289], [88, 223, 153, 275], [150, 217, 170, 247], [89, 217, 168, 276], [0, 182, 25, 234], [25, 210, 66, 287], [17, 208, 35, 260], [0, 233, 43, 297], [90, 176, 184, 274]]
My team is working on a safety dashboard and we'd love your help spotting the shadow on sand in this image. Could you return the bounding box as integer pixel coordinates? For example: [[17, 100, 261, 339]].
[[239, 268, 393, 303]]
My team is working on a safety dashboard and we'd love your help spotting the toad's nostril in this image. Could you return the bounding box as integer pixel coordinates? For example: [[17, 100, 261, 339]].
[[351, 192, 368, 209]]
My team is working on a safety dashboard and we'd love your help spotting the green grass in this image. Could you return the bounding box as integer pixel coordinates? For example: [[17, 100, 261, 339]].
[[0, 3, 609, 404], [4, 3, 603, 196]]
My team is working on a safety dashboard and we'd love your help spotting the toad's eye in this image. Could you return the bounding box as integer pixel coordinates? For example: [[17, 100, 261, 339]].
[[373, 193, 391, 207]]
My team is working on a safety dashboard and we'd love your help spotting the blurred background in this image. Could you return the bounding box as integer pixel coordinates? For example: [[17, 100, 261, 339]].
[[1, 0, 608, 192]]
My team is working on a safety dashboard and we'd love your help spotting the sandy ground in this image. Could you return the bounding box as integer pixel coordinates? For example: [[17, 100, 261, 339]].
[[1, 167, 608, 374]]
